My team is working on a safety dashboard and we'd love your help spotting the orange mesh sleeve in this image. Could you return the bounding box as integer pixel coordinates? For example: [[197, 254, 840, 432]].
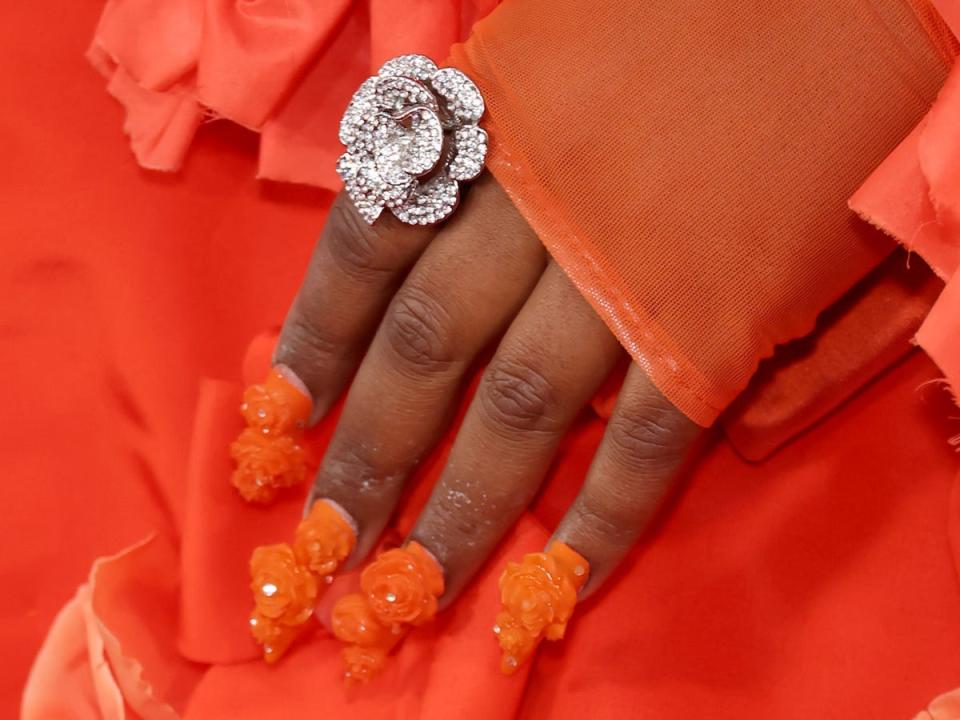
[[450, 0, 950, 425]]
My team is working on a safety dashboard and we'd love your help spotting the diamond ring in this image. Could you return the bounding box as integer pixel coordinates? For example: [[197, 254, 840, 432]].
[[337, 54, 488, 226]]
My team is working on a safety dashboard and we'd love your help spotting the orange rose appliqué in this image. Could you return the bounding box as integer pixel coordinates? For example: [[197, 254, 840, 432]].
[[360, 542, 445, 628], [230, 428, 307, 503], [341, 645, 390, 685], [294, 500, 356, 577], [249, 610, 302, 664], [230, 368, 312, 504], [240, 368, 312, 435], [494, 541, 589, 674], [247, 501, 358, 664], [331, 593, 391, 648], [330, 542, 445, 683], [248, 543, 319, 662], [250, 543, 318, 625]]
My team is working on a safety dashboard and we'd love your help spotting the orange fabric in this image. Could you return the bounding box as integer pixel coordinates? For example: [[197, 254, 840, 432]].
[[907, 0, 960, 63], [724, 250, 943, 460], [86, 0, 498, 184], [7, 1, 960, 719], [451, 0, 949, 425], [850, 0, 960, 414]]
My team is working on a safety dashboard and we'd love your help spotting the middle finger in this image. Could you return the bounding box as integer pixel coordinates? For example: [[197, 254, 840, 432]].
[[308, 177, 547, 562]]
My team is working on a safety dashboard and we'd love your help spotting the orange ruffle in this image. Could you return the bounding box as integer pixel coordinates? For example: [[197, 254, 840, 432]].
[[87, 0, 498, 186], [849, 3, 960, 714], [21, 535, 205, 720], [850, 7, 960, 407]]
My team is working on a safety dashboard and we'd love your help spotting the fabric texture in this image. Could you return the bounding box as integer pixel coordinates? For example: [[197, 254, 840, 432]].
[[450, 0, 949, 425], [7, 0, 960, 718], [86, 0, 498, 183], [850, 15, 960, 417]]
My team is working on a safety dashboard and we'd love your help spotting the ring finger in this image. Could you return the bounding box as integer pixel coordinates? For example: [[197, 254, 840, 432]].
[[410, 263, 624, 603]]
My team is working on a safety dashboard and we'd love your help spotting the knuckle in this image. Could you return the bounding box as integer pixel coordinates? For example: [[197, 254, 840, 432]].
[[604, 407, 683, 474], [572, 494, 634, 545], [276, 311, 340, 368], [480, 356, 560, 435], [317, 442, 397, 498], [323, 201, 392, 282], [382, 286, 456, 372]]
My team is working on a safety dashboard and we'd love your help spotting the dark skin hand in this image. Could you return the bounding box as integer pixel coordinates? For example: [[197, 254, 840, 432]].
[[275, 172, 703, 606]]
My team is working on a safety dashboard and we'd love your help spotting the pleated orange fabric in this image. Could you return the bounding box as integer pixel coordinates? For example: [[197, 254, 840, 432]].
[[450, 0, 950, 424], [86, 0, 497, 184]]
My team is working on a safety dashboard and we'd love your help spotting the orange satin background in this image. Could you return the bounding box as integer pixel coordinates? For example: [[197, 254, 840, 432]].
[[4, 1, 960, 719]]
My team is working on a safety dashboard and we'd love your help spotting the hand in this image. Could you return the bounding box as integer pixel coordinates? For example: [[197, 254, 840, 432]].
[[275, 173, 703, 605]]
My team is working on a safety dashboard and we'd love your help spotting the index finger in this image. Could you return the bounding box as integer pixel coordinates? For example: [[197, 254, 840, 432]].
[[274, 193, 437, 421]]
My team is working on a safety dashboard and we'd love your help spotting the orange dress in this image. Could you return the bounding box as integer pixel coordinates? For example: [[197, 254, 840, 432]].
[[5, 1, 960, 718]]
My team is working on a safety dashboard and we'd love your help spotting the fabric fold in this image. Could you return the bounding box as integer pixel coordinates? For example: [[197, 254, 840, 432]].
[[87, 0, 498, 184], [850, 55, 960, 399], [449, 0, 949, 425], [21, 536, 206, 720]]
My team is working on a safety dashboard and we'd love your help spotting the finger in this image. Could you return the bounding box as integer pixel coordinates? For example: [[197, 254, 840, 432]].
[[274, 193, 437, 421], [409, 263, 623, 605], [308, 176, 547, 561], [552, 364, 703, 596]]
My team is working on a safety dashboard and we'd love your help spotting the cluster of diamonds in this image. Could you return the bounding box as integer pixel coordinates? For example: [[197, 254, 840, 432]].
[[337, 54, 488, 226]]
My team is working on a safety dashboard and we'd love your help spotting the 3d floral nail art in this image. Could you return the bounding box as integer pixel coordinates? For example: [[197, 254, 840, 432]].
[[230, 368, 312, 503], [248, 500, 357, 663], [330, 541, 444, 683], [493, 541, 589, 674], [249, 543, 319, 663]]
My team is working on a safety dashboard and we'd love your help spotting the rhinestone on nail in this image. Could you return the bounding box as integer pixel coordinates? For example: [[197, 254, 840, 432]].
[[337, 54, 488, 226]]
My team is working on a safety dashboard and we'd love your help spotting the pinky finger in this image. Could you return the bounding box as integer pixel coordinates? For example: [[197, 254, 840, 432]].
[[553, 364, 703, 595], [493, 366, 705, 672]]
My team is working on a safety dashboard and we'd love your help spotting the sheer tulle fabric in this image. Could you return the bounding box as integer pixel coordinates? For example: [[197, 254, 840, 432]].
[[450, 0, 949, 424]]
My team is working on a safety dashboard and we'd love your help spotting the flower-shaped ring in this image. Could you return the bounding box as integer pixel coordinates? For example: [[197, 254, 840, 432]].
[[337, 54, 488, 226]]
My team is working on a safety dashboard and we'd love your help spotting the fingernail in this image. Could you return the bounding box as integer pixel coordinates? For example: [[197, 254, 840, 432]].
[[249, 543, 318, 663], [294, 499, 358, 575], [230, 367, 313, 503], [493, 541, 589, 675], [330, 541, 445, 683], [248, 500, 359, 664], [271, 363, 312, 406]]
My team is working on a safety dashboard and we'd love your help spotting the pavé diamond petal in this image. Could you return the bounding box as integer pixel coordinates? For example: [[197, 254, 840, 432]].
[[375, 76, 437, 115], [338, 54, 487, 226], [338, 77, 378, 150], [379, 54, 439, 83], [394, 107, 444, 177], [391, 173, 459, 226], [336, 153, 384, 224], [430, 68, 485, 126], [447, 126, 488, 182]]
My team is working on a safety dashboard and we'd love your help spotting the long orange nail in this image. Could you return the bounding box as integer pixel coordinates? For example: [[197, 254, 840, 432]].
[[249, 543, 319, 663], [493, 541, 589, 674], [231, 367, 312, 503], [294, 499, 357, 577], [248, 500, 358, 663], [330, 541, 444, 682]]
